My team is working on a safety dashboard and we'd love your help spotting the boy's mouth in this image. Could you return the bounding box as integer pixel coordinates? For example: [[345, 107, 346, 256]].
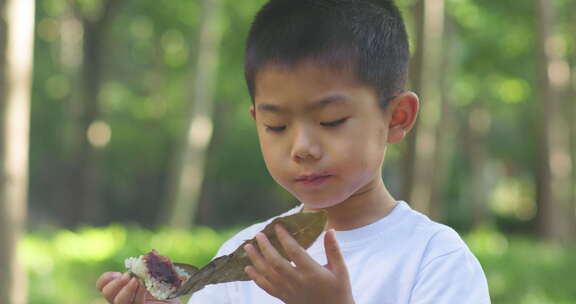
[[294, 174, 332, 185]]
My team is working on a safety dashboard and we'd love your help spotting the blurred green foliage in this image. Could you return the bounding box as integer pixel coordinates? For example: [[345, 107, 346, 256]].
[[29, 0, 576, 232], [465, 227, 576, 303], [22, 225, 236, 304], [22, 0, 576, 302], [21, 226, 576, 304]]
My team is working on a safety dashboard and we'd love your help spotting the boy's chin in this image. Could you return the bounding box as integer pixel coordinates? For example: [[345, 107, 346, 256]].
[[282, 183, 350, 209], [295, 195, 344, 210]]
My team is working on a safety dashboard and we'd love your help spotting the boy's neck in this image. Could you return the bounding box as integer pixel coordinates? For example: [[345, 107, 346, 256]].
[[304, 177, 398, 231]]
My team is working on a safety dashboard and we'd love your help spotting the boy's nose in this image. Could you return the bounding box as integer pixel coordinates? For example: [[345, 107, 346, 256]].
[[290, 127, 322, 161]]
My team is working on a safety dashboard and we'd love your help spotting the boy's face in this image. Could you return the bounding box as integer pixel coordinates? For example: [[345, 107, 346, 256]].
[[250, 62, 412, 209]]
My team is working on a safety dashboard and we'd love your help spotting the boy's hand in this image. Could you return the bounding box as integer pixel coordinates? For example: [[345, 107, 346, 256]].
[[244, 225, 355, 304], [96, 272, 180, 304]]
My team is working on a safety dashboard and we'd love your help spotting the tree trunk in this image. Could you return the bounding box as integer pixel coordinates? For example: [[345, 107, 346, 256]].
[[568, 65, 575, 238], [74, 18, 104, 224], [63, 0, 120, 226], [57, 6, 84, 226], [163, 0, 223, 229], [428, 14, 456, 222], [0, 0, 35, 303], [402, 0, 446, 219], [462, 104, 492, 226], [569, 2, 576, 239], [571, 56, 576, 234], [401, 0, 423, 208], [534, 0, 573, 242]]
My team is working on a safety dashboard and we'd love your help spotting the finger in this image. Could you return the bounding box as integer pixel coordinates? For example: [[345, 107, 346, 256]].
[[244, 265, 279, 298], [324, 229, 349, 277], [133, 283, 145, 304], [143, 289, 163, 302], [96, 272, 122, 291], [244, 242, 267, 270], [244, 242, 288, 289], [255, 232, 300, 281], [102, 272, 131, 303], [244, 242, 279, 279], [275, 224, 318, 271], [114, 277, 139, 304]]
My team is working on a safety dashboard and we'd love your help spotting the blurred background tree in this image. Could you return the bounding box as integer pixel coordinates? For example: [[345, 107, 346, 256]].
[[162, 0, 224, 230], [1, 0, 35, 303], [0, 0, 575, 303]]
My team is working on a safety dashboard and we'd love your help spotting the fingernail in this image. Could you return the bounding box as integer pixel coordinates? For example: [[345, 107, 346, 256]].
[[110, 272, 121, 279], [122, 273, 130, 280]]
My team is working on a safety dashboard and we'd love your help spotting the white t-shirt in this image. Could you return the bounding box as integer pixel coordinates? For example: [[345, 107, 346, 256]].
[[188, 201, 491, 304]]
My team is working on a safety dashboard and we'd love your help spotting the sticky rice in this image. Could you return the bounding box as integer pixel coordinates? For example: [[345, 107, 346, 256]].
[[125, 250, 190, 300]]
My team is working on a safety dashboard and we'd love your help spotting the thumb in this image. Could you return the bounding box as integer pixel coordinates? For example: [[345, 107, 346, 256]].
[[324, 229, 348, 277]]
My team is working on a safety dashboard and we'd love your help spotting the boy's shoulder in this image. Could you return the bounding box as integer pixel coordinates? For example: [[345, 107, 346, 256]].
[[392, 203, 481, 275], [391, 201, 471, 259], [212, 201, 473, 264]]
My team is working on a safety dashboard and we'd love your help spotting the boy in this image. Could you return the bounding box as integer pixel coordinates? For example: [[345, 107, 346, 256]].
[[96, 0, 491, 303]]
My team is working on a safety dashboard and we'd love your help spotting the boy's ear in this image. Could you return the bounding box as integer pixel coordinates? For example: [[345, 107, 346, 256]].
[[249, 105, 256, 120], [386, 91, 419, 144]]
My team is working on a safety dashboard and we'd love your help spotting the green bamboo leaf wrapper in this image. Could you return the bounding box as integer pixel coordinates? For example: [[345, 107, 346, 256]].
[[174, 209, 327, 297], [128, 209, 327, 299]]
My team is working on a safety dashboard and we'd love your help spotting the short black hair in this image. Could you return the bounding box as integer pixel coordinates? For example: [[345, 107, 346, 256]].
[[245, 0, 410, 107]]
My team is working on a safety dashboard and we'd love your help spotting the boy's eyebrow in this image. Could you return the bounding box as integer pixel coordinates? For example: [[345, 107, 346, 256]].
[[257, 94, 349, 113]]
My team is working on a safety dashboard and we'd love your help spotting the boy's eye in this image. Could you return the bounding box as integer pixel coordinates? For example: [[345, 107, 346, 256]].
[[264, 118, 348, 132], [265, 125, 286, 132], [320, 117, 348, 127]]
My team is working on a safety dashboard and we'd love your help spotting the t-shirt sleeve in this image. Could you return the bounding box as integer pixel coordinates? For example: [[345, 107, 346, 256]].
[[186, 241, 234, 304], [186, 222, 264, 304], [409, 229, 491, 304], [187, 206, 302, 304], [186, 284, 232, 304]]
